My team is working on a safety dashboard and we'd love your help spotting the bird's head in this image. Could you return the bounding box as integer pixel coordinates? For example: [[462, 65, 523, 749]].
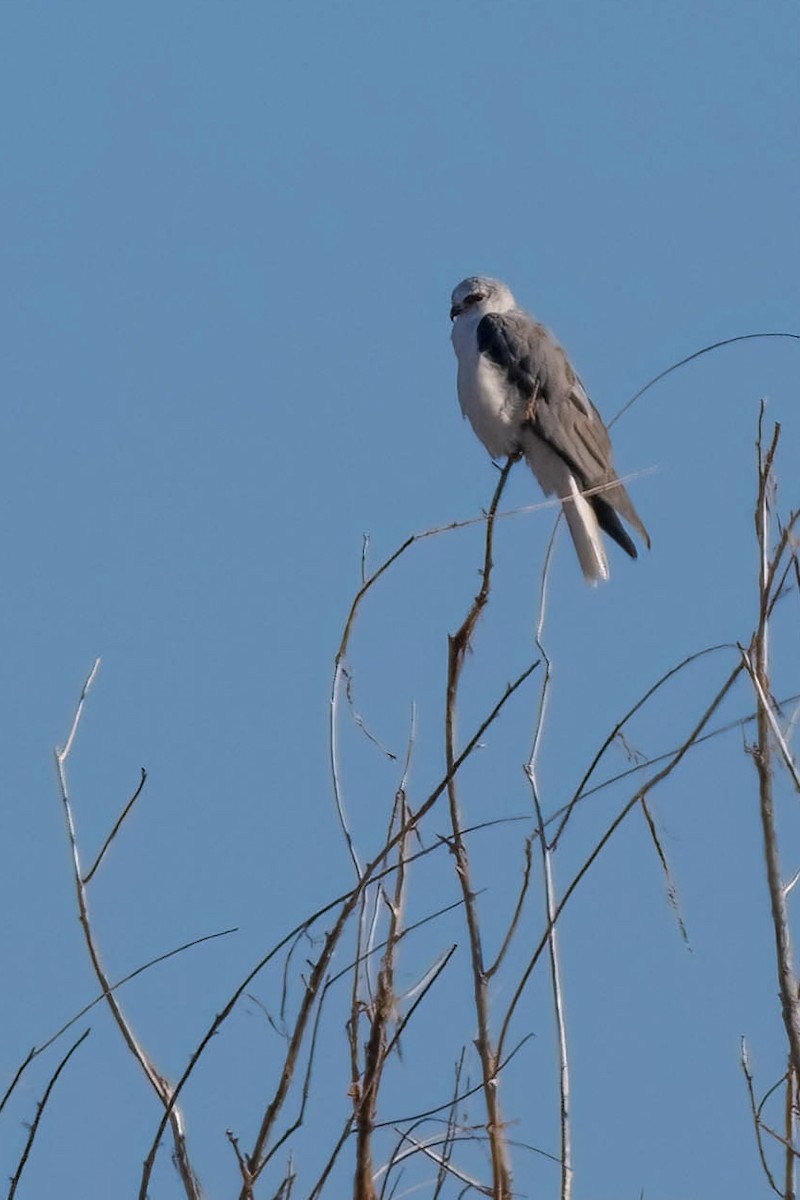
[[449, 276, 517, 321]]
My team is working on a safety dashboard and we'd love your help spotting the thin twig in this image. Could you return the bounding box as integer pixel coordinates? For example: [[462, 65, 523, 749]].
[[55, 664, 202, 1200], [343, 666, 398, 760], [0, 1048, 35, 1117], [386, 1127, 494, 1195], [786, 1066, 797, 1199], [749, 414, 800, 1091], [565, 686, 800, 813], [431, 1051, 466, 1200], [354, 789, 410, 1200], [498, 661, 744, 1062], [56, 658, 100, 762], [552, 643, 736, 847], [383, 944, 456, 1066], [741, 646, 800, 794], [307, 1116, 356, 1200], [524, 522, 572, 1200], [372, 1034, 535, 1132], [444, 458, 515, 1198], [83, 767, 148, 883], [35, 926, 236, 1057], [257, 971, 332, 1176], [763, 512, 800, 615], [639, 797, 690, 946], [7, 1028, 90, 1200], [327, 481, 553, 880], [610, 332, 800, 428], [328, 895, 465, 991], [740, 1038, 782, 1197], [486, 839, 533, 980]]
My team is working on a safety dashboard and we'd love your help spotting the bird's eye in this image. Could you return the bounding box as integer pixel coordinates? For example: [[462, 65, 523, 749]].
[[465, 293, 483, 306]]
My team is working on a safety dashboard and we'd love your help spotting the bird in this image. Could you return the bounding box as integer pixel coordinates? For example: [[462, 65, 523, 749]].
[[450, 275, 649, 584]]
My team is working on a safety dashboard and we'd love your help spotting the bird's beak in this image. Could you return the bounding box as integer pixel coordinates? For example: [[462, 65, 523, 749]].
[[449, 303, 461, 320]]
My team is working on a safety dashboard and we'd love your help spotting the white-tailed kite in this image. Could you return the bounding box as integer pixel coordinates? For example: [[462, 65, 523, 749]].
[[450, 275, 649, 584]]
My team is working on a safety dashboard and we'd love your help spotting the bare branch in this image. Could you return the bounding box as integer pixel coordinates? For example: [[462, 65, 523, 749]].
[[373, 1034, 535, 1132], [552, 643, 736, 847], [55, 658, 100, 764], [486, 838, 533, 980], [747, 413, 800, 1090], [384, 1128, 493, 1195], [639, 798, 690, 947], [34, 926, 236, 1058], [610, 332, 800, 428], [354, 790, 411, 1200], [83, 766, 148, 883], [444, 457, 515, 1197], [0, 1048, 36, 1118], [524, 522, 572, 1200], [55, 665, 202, 1200], [7, 1028, 90, 1200], [740, 646, 800, 794], [498, 662, 744, 1062], [740, 1038, 782, 1198]]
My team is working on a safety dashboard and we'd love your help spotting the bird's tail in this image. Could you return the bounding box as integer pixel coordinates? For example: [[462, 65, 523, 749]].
[[596, 479, 651, 551], [561, 477, 610, 585]]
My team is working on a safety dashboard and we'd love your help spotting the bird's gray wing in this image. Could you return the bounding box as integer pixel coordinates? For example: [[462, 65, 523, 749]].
[[476, 311, 650, 551]]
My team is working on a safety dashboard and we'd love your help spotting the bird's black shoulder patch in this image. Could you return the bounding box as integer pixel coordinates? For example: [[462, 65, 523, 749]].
[[476, 313, 517, 368], [476, 313, 541, 400]]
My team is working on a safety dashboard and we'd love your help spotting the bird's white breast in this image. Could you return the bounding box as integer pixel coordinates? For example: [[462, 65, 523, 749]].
[[451, 314, 520, 459]]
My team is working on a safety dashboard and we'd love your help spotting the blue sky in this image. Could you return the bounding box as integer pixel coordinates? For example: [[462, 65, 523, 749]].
[[1, 2, 799, 1196]]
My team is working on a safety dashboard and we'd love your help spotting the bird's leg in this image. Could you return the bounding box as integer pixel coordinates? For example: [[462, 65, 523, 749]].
[[492, 449, 522, 471], [523, 380, 542, 427]]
